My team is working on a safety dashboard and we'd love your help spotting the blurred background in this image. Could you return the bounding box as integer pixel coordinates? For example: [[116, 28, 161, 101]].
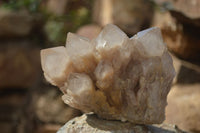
[[0, 0, 199, 133]]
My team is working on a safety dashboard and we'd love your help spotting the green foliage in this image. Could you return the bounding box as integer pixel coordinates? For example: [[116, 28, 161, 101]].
[[77, 7, 91, 25], [67, 7, 91, 31], [1, 0, 93, 45], [45, 20, 67, 46], [45, 7, 91, 45], [1, 0, 41, 13]]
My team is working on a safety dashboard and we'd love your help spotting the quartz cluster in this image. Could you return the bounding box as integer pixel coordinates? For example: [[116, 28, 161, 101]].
[[41, 24, 175, 124]]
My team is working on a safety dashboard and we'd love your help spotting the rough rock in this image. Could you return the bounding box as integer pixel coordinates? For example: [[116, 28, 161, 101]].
[[41, 24, 175, 124], [154, 0, 200, 20], [0, 9, 40, 37], [0, 87, 28, 133], [34, 88, 81, 124], [165, 84, 200, 132], [152, 1, 200, 61], [93, 0, 153, 35], [0, 41, 41, 88], [170, 53, 200, 84], [152, 10, 200, 61], [57, 114, 186, 133], [176, 65, 200, 84]]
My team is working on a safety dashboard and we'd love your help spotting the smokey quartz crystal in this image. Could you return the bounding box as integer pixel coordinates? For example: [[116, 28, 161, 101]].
[[41, 24, 175, 124]]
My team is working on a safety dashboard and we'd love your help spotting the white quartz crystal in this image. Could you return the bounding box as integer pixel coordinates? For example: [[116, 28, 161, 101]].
[[41, 46, 74, 87], [41, 24, 175, 124], [132, 27, 165, 56]]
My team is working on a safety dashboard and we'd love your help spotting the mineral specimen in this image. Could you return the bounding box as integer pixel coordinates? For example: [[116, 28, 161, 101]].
[[41, 24, 175, 124]]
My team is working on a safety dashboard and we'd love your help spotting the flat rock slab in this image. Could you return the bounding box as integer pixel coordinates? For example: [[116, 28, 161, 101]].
[[165, 84, 200, 132], [57, 114, 187, 133]]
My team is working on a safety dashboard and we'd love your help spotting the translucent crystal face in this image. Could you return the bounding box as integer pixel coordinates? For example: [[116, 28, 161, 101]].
[[66, 33, 96, 72], [132, 27, 165, 57], [66, 73, 94, 96], [66, 33, 93, 57], [41, 24, 175, 124], [94, 24, 129, 62], [94, 61, 114, 90], [41, 46, 74, 86], [95, 24, 128, 49]]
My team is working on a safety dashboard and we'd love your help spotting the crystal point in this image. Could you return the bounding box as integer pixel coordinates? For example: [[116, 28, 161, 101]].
[[41, 46, 74, 86], [133, 27, 165, 56]]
